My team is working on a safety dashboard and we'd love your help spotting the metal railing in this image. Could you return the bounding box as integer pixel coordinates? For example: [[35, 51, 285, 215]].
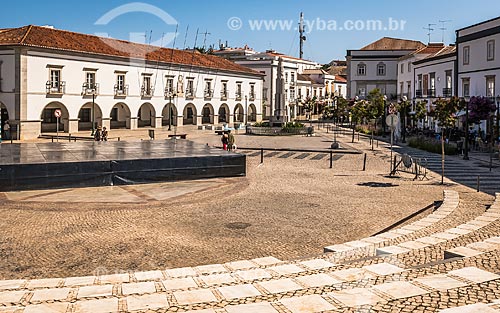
[[141, 86, 154, 98], [114, 85, 129, 97], [46, 81, 66, 94], [220, 91, 228, 100], [391, 154, 428, 180], [443, 88, 452, 98], [427, 89, 436, 98], [82, 83, 99, 96]]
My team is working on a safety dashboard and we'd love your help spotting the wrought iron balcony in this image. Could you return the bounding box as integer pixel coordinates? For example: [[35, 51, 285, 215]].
[[416, 90, 423, 98], [164, 88, 176, 98], [204, 89, 213, 99], [235, 92, 242, 101], [249, 93, 256, 101], [114, 84, 129, 97], [185, 89, 195, 99], [443, 88, 452, 98], [82, 83, 99, 96], [427, 89, 436, 98], [220, 91, 228, 101], [141, 85, 154, 98], [46, 81, 66, 94]]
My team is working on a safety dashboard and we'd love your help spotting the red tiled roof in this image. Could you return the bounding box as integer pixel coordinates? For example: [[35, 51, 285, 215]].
[[334, 76, 347, 83], [361, 37, 425, 51], [0, 25, 263, 77]]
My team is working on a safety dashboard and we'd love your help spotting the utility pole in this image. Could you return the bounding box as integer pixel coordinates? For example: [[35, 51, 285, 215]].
[[299, 12, 306, 59], [423, 23, 436, 44]]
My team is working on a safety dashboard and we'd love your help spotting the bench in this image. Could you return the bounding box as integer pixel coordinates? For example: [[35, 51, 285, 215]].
[[168, 134, 187, 139]]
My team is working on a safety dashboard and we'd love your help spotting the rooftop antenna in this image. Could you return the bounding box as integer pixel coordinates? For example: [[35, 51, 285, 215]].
[[439, 20, 452, 43], [299, 12, 306, 59], [423, 23, 436, 44]]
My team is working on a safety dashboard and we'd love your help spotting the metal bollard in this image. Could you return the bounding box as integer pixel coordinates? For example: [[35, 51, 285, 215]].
[[330, 151, 333, 169], [363, 153, 367, 171], [261, 148, 264, 164], [477, 176, 480, 192]]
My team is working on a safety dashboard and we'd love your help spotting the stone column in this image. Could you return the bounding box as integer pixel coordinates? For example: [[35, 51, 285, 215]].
[[19, 120, 41, 140], [214, 114, 219, 124], [68, 119, 79, 134], [196, 116, 202, 125], [101, 118, 111, 131], [176, 116, 183, 127], [154, 117, 163, 129], [129, 117, 138, 130]]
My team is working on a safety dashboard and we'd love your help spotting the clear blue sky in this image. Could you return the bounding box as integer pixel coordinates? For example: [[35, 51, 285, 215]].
[[2, 0, 499, 64]]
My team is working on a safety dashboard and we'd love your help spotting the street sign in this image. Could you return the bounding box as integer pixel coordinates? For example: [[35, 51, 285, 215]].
[[54, 109, 62, 118], [386, 114, 399, 130]]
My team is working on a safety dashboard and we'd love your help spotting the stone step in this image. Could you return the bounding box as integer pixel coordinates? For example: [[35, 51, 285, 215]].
[[326, 190, 460, 254]]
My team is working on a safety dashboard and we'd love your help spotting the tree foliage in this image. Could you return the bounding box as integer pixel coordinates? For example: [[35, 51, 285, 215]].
[[468, 96, 496, 123], [430, 97, 463, 129]]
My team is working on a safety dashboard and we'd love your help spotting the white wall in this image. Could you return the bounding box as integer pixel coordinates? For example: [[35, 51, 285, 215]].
[[0, 50, 16, 118], [24, 50, 263, 123], [414, 56, 455, 98]]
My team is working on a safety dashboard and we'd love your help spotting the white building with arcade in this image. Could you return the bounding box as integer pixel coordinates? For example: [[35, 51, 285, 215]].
[[0, 25, 264, 140]]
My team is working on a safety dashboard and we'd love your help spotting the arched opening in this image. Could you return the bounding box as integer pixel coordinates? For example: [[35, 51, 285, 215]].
[[202, 103, 214, 124], [183, 103, 197, 125], [248, 103, 257, 122], [234, 103, 244, 123], [0, 102, 10, 140], [41, 102, 70, 133], [110, 103, 131, 129], [162, 103, 178, 127], [138, 103, 156, 128], [218, 104, 230, 124], [78, 102, 103, 131]]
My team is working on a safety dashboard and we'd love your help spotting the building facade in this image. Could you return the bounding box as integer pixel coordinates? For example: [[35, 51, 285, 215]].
[[0, 26, 264, 140], [457, 17, 500, 100], [347, 37, 425, 100]]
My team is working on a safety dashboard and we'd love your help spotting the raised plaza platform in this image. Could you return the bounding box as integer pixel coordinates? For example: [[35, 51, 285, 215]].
[[0, 140, 246, 191]]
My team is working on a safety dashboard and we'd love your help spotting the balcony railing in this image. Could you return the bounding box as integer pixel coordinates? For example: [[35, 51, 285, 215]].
[[46, 81, 66, 94], [204, 90, 213, 99], [416, 90, 423, 98], [427, 89, 436, 98], [114, 84, 129, 97], [185, 89, 195, 99], [235, 92, 242, 101], [249, 93, 256, 101], [141, 86, 154, 98], [220, 91, 228, 100], [164, 88, 175, 98], [82, 83, 99, 96], [443, 88, 452, 98]]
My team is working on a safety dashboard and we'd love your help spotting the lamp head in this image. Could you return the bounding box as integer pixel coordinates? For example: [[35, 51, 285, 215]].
[[383, 95, 388, 101], [402, 96, 408, 102]]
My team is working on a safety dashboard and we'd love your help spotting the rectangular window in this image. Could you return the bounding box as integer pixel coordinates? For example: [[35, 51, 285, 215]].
[[142, 76, 152, 96], [377, 64, 386, 76], [486, 76, 495, 97], [417, 74, 423, 93], [165, 77, 174, 95], [250, 84, 255, 100], [291, 73, 295, 83], [204, 80, 212, 97], [236, 83, 242, 99], [463, 46, 470, 65], [487, 40, 495, 61], [186, 79, 194, 97], [462, 78, 470, 97], [423, 74, 429, 96], [221, 81, 228, 99], [408, 62, 411, 73], [50, 69, 61, 88], [400, 64, 404, 74], [116, 74, 125, 92], [357, 64, 366, 76], [86, 72, 95, 87], [357, 85, 366, 97], [285, 73, 288, 83]]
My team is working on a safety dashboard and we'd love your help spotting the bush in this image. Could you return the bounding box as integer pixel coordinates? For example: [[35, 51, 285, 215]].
[[282, 122, 304, 129], [408, 137, 458, 155], [253, 121, 270, 127]]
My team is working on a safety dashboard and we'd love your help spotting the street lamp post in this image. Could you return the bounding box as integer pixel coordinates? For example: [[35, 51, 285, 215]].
[[383, 95, 388, 137], [245, 95, 248, 125], [464, 96, 471, 160], [402, 96, 408, 143], [168, 93, 176, 131], [91, 92, 96, 136]]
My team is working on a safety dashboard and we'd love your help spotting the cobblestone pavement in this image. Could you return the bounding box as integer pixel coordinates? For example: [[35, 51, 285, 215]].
[[0, 126, 499, 312]]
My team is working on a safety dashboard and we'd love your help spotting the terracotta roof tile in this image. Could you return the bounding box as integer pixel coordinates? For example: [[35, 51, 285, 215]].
[[0, 25, 263, 77], [334, 76, 347, 83], [361, 37, 425, 51]]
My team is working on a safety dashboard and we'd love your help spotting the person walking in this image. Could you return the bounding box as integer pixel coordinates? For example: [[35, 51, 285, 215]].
[[94, 126, 102, 141], [3, 121, 10, 140], [101, 126, 108, 141], [221, 131, 229, 151], [227, 130, 235, 152]]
